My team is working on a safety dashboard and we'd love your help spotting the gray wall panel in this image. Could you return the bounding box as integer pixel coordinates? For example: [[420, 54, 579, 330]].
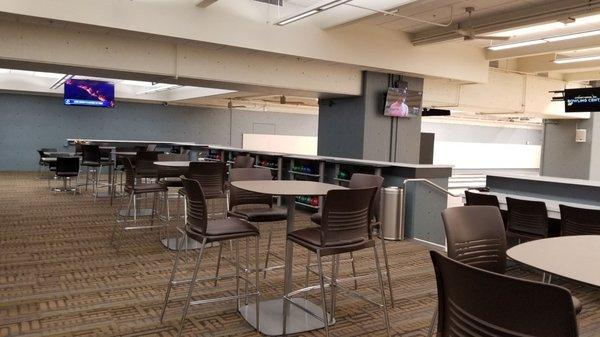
[[317, 96, 365, 159], [540, 118, 593, 179], [422, 122, 543, 145], [0, 93, 317, 171]]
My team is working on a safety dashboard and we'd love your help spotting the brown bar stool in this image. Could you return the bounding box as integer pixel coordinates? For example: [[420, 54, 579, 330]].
[[232, 154, 255, 168], [429, 251, 579, 337], [283, 187, 390, 337], [226, 168, 287, 281], [50, 156, 80, 194], [161, 177, 260, 337], [464, 190, 507, 227], [308, 173, 394, 306], [506, 197, 549, 242], [559, 204, 600, 235], [111, 157, 169, 248], [429, 206, 581, 336]]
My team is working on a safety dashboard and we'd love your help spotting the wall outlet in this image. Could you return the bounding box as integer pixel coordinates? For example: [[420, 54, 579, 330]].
[[575, 129, 587, 143]]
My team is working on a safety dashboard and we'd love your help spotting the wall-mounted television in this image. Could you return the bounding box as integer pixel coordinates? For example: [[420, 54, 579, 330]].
[[64, 79, 115, 108], [383, 87, 422, 117], [564, 87, 600, 112]]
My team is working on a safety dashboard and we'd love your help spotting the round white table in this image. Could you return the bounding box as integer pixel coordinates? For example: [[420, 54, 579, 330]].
[[507, 235, 600, 288], [231, 180, 346, 336]]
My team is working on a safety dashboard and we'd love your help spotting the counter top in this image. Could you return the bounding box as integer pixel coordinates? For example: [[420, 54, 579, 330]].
[[487, 173, 600, 188]]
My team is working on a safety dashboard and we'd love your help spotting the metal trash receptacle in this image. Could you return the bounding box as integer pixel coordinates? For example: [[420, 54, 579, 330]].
[[380, 187, 405, 240]]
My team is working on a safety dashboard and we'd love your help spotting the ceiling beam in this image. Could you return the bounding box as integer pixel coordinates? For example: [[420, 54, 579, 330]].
[[486, 35, 600, 60], [411, 0, 600, 46], [563, 70, 600, 81], [516, 54, 600, 73], [195, 0, 218, 8]]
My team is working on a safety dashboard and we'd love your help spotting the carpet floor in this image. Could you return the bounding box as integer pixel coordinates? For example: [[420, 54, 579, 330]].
[[0, 172, 598, 336]]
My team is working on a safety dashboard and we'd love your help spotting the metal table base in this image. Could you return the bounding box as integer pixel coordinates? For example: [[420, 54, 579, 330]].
[[238, 298, 332, 336]]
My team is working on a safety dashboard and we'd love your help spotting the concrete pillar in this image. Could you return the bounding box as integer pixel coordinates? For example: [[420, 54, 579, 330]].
[[317, 71, 423, 163]]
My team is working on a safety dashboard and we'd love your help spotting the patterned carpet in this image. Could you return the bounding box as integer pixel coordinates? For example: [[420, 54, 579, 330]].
[[0, 172, 598, 336]]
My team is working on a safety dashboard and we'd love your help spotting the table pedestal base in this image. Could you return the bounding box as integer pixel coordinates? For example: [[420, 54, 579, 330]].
[[239, 298, 332, 336]]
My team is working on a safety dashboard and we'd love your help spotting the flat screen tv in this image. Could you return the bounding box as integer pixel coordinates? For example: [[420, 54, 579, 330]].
[[383, 87, 422, 117], [64, 79, 115, 108], [564, 87, 600, 112]]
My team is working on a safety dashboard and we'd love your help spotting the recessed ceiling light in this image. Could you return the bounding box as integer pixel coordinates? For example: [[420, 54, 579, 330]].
[[275, 0, 353, 26], [553, 55, 600, 64], [488, 39, 547, 51], [137, 84, 180, 95]]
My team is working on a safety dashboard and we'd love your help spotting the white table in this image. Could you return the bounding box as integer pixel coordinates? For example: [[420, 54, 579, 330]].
[[231, 180, 346, 336], [507, 235, 600, 288], [153, 160, 191, 167], [465, 190, 600, 219]]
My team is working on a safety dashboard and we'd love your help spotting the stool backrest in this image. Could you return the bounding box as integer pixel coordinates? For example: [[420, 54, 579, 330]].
[[232, 155, 255, 168], [181, 176, 208, 235], [157, 153, 188, 161], [559, 204, 600, 235], [506, 197, 549, 238], [441, 206, 506, 274], [430, 251, 578, 337], [464, 190, 500, 208], [321, 187, 376, 247], [186, 162, 227, 198], [156, 153, 189, 179], [348, 173, 384, 221], [82, 145, 101, 163], [56, 157, 80, 176], [229, 168, 273, 210]]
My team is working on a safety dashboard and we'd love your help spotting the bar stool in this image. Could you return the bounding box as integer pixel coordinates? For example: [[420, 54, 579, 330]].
[[559, 204, 600, 235], [308, 173, 394, 306], [37, 148, 57, 176], [178, 161, 227, 219], [111, 157, 169, 248], [232, 155, 255, 168], [161, 177, 260, 337], [506, 197, 549, 242], [283, 187, 390, 337], [226, 168, 287, 281], [81, 144, 114, 202], [49, 156, 80, 194]]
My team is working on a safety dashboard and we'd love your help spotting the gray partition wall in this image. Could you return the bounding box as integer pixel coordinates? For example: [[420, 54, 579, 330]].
[[0, 93, 317, 171]]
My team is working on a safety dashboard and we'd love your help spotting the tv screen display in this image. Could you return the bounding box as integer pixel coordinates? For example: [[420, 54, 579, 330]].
[[383, 87, 422, 117], [64, 79, 115, 108], [564, 87, 600, 112]]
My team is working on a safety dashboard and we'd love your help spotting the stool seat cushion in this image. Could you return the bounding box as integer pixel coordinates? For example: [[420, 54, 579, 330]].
[[187, 218, 259, 243], [126, 183, 167, 194], [288, 227, 373, 256], [228, 206, 287, 222]]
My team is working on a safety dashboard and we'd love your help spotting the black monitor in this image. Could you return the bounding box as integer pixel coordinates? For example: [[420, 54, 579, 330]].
[[564, 87, 600, 112]]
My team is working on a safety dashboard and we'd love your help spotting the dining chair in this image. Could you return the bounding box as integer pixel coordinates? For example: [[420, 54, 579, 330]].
[[309, 173, 394, 306], [81, 145, 114, 202], [559, 204, 600, 235], [506, 197, 549, 242], [283, 187, 390, 337], [50, 156, 80, 194], [161, 177, 260, 337], [232, 155, 255, 168], [429, 250, 579, 337]]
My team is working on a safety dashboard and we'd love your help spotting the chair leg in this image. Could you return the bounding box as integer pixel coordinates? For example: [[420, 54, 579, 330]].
[[427, 309, 438, 337], [380, 235, 395, 307], [235, 239, 241, 309], [373, 245, 391, 336], [330, 254, 339, 319], [111, 192, 129, 245], [244, 237, 250, 305], [254, 235, 260, 331], [282, 240, 294, 335], [85, 167, 89, 191], [160, 232, 186, 323], [316, 250, 330, 336], [304, 252, 311, 300], [263, 224, 273, 279], [177, 238, 207, 337], [214, 242, 224, 286], [349, 251, 358, 290]]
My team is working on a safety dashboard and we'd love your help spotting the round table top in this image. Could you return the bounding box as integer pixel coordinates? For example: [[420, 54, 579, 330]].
[[231, 180, 346, 196], [507, 235, 600, 287], [153, 161, 191, 167]]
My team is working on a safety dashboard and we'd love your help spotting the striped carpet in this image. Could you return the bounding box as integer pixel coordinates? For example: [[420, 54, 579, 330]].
[[0, 172, 598, 336]]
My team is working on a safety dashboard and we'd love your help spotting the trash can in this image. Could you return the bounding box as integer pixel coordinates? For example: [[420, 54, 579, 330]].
[[380, 186, 405, 240]]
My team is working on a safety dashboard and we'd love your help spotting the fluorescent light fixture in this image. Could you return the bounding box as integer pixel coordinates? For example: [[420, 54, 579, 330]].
[[489, 22, 566, 38], [33, 71, 65, 79], [545, 29, 600, 42], [275, 0, 352, 26], [120, 80, 154, 87], [136, 83, 180, 95], [553, 55, 600, 64], [488, 39, 547, 51]]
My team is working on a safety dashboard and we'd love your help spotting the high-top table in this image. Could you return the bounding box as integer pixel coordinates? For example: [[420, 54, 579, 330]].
[[507, 235, 600, 288], [231, 180, 346, 336]]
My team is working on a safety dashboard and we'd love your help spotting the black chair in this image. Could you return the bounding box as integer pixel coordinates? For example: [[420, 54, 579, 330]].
[[429, 250, 579, 337], [559, 204, 600, 235], [161, 177, 260, 337], [81, 145, 114, 202], [50, 156, 80, 194], [111, 157, 169, 248], [156, 153, 189, 188], [309, 173, 394, 306], [227, 168, 287, 280], [464, 190, 500, 207], [231, 155, 255, 169], [506, 197, 549, 242], [135, 151, 162, 179], [37, 148, 57, 174], [283, 187, 390, 337]]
